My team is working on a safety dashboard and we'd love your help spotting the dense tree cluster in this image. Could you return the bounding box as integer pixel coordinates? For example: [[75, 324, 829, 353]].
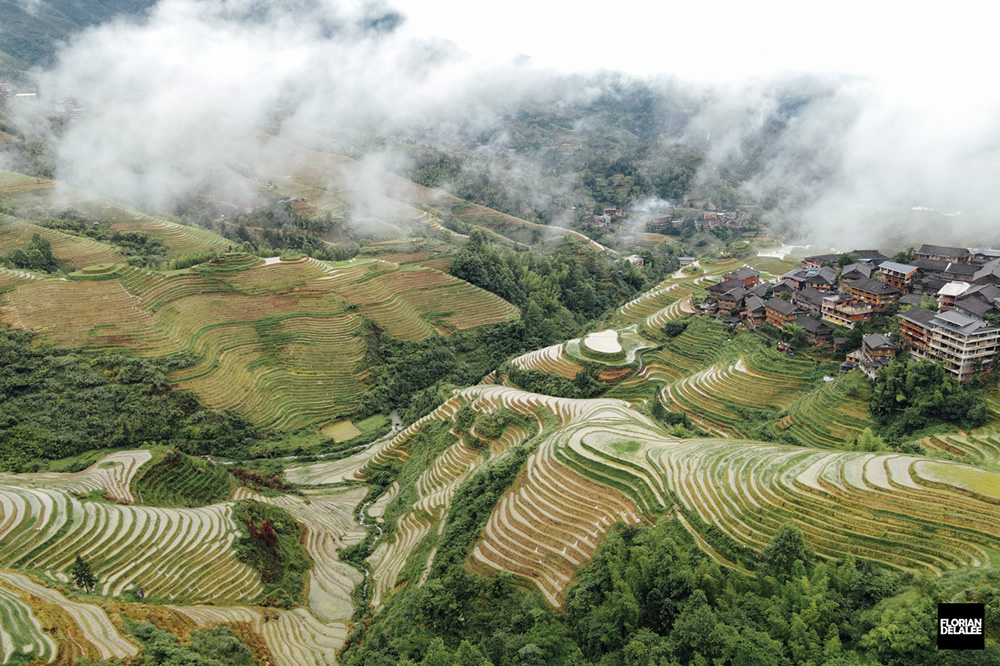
[[501, 363, 604, 400], [0, 330, 260, 472], [870, 357, 989, 441], [0, 232, 58, 272], [122, 621, 255, 666], [354, 323, 528, 422], [451, 229, 677, 348], [173, 196, 359, 260], [232, 500, 310, 608], [344, 516, 1000, 665]]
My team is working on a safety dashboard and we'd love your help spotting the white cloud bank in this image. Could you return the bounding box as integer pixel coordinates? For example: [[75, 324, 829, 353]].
[[23, 0, 1000, 247]]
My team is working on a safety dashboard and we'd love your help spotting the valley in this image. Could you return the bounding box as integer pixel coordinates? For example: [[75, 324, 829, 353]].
[[3, 176, 999, 662]]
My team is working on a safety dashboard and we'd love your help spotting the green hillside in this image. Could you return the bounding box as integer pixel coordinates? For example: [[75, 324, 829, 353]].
[[0, 0, 156, 74]]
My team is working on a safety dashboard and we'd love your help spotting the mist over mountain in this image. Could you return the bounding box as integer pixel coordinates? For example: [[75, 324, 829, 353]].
[[3, 0, 1000, 249]]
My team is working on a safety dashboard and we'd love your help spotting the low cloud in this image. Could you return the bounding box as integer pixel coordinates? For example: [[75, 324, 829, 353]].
[[16, 0, 1000, 250], [28, 0, 550, 212]]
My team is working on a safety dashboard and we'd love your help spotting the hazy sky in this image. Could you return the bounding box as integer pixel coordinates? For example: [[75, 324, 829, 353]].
[[397, 1, 995, 109]]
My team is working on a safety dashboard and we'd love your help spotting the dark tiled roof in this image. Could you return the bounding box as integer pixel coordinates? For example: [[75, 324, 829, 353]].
[[917, 276, 948, 292], [723, 267, 760, 281], [747, 283, 770, 298], [863, 333, 896, 350], [772, 280, 796, 292], [897, 306, 938, 326], [916, 244, 970, 258], [851, 277, 901, 296], [804, 253, 839, 264], [805, 266, 837, 285], [944, 263, 977, 277], [744, 295, 766, 312], [914, 258, 949, 272], [766, 297, 799, 316], [898, 293, 922, 306], [718, 286, 748, 302], [794, 315, 832, 335], [794, 287, 826, 308], [953, 298, 995, 318], [851, 250, 887, 259], [841, 263, 873, 279], [973, 258, 1000, 283], [708, 280, 743, 294]]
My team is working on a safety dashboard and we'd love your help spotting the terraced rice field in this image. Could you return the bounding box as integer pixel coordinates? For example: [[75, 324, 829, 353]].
[[0, 215, 118, 269], [654, 439, 1000, 571], [0, 449, 363, 663], [471, 436, 641, 606], [659, 349, 815, 437], [170, 605, 346, 666], [0, 580, 57, 664], [348, 378, 1000, 601], [746, 255, 799, 277], [0, 571, 138, 662], [619, 282, 680, 321], [918, 428, 1000, 464], [2, 254, 516, 430], [564, 324, 655, 367], [0, 481, 261, 603], [131, 452, 235, 507], [460, 384, 1000, 581], [360, 392, 540, 609], [0, 169, 53, 195], [510, 343, 584, 379], [778, 373, 872, 448], [1, 277, 154, 348], [0, 267, 34, 295], [285, 395, 466, 485], [366, 435, 484, 609], [96, 200, 232, 258], [8, 450, 152, 504]]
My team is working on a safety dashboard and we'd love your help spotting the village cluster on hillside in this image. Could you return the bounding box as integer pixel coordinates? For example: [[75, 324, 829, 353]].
[[583, 202, 750, 232], [705, 244, 1000, 383]]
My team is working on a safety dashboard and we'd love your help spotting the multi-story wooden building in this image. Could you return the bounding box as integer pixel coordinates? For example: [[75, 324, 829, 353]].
[[839, 262, 873, 287], [821, 295, 873, 329], [793, 287, 826, 315], [847, 278, 901, 310], [721, 267, 761, 289], [765, 297, 799, 329], [860, 333, 897, 379], [877, 261, 919, 292], [897, 306, 937, 359], [742, 295, 767, 328], [780, 267, 836, 291], [794, 316, 833, 343], [914, 244, 970, 264]]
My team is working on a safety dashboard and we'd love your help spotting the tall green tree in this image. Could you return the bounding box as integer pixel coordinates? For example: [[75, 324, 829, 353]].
[[760, 524, 811, 582], [68, 554, 98, 593]]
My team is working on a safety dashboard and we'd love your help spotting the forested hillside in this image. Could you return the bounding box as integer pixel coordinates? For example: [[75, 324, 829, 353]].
[[0, 0, 156, 74]]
